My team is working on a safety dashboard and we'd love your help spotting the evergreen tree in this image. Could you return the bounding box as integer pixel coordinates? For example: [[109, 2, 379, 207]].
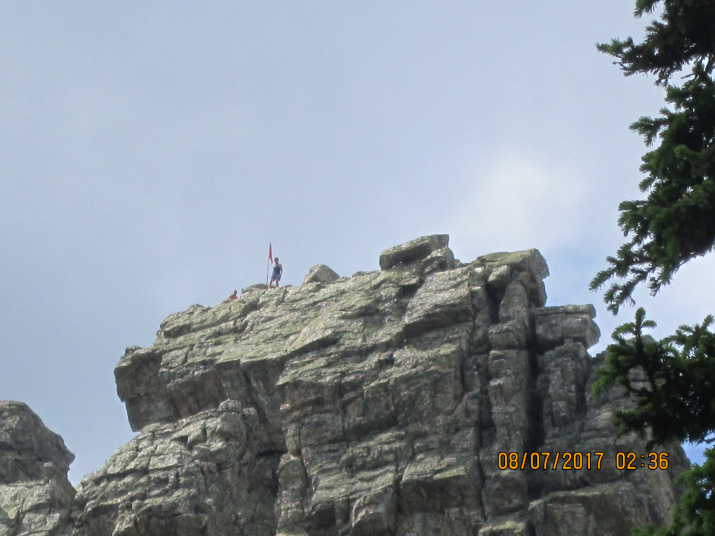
[[591, 1, 715, 534]]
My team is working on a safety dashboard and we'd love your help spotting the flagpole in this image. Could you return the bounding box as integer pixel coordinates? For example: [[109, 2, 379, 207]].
[[266, 243, 272, 286]]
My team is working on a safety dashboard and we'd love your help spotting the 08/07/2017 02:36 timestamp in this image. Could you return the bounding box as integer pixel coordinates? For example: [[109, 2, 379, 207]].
[[497, 451, 670, 471]]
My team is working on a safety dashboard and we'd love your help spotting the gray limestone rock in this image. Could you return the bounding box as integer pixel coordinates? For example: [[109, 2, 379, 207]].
[[0, 235, 690, 536], [421, 246, 457, 276], [302, 264, 340, 285], [535, 304, 600, 351], [479, 249, 549, 307], [0, 401, 75, 536], [379, 234, 449, 270], [72, 400, 277, 536]]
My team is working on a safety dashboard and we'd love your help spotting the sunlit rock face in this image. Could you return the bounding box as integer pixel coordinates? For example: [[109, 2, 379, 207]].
[[0, 235, 689, 535]]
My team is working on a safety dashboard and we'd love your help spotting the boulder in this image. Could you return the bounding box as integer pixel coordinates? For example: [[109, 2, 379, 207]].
[[302, 264, 340, 285], [379, 234, 449, 270]]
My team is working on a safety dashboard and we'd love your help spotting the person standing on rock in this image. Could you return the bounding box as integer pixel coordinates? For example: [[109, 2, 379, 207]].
[[269, 257, 283, 288]]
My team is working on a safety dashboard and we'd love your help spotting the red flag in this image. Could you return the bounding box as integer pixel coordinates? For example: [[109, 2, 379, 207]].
[[268, 243, 273, 263]]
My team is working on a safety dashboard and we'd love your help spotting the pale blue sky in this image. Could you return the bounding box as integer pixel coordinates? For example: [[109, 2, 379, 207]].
[[1, 2, 710, 484]]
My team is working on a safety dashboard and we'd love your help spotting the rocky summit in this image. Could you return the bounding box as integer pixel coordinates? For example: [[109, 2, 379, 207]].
[[1, 235, 689, 536]]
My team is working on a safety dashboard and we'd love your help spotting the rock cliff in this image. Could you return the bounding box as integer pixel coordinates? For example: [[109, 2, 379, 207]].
[[1, 235, 689, 535], [0, 401, 75, 535]]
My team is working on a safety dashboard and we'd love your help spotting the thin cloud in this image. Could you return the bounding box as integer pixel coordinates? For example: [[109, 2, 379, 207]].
[[447, 148, 596, 254]]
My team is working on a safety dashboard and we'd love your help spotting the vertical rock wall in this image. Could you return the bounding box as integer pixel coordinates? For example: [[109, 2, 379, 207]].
[[0, 235, 690, 535]]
